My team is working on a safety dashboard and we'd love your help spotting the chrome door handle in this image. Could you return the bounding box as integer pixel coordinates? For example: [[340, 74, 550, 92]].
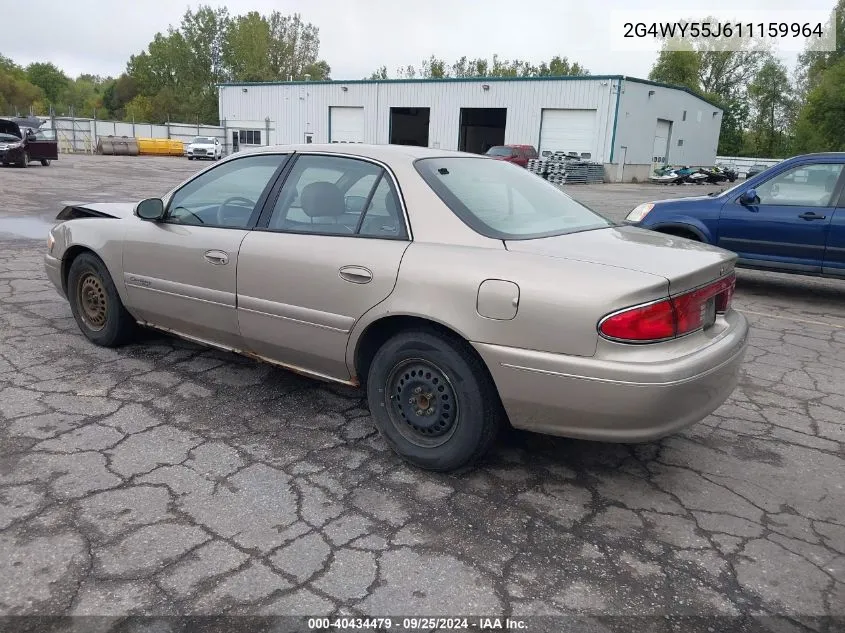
[[338, 265, 373, 284], [204, 250, 229, 265]]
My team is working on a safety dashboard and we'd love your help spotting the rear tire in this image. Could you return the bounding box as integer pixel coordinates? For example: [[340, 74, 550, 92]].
[[367, 330, 503, 471], [67, 253, 137, 347]]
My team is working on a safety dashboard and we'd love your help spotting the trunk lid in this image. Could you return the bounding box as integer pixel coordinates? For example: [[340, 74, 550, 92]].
[[505, 225, 737, 295]]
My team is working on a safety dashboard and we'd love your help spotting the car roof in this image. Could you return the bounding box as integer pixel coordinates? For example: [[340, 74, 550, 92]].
[[241, 143, 484, 161]]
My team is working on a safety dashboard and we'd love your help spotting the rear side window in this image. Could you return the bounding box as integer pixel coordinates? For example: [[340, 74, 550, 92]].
[[415, 156, 613, 240]]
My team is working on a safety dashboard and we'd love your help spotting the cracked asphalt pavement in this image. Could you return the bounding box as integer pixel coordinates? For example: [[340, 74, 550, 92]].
[[0, 156, 843, 627]]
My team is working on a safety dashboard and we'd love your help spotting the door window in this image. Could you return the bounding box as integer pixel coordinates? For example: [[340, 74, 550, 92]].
[[166, 154, 286, 228], [267, 155, 407, 239], [754, 164, 843, 207]]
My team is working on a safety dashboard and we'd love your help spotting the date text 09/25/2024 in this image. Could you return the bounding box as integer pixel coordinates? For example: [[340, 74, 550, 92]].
[[306, 617, 528, 630]]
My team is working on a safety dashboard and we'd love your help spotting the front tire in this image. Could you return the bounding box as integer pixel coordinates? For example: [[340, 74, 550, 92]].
[[40, 159, 51, 166], [367, 330, 503, 471], [17, 152, 29, 168], [67, 253, 137, 347]]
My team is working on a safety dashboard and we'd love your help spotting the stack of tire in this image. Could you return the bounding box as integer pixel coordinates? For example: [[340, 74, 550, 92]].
[[527, 158, 546, 178], [545, 157, 567, 185]]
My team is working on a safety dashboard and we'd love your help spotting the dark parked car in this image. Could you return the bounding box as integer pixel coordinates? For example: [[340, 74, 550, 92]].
[[0, 118, 59, 167], [745, 164, 768, 179], [624, 153, 845, 279], [485, 144, 538, 167]]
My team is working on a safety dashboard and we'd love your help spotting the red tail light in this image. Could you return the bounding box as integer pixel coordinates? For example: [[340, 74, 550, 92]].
[[599, 273, 736, 343]]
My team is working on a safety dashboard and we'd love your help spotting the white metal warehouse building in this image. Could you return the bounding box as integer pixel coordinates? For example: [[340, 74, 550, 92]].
[[218, 76, 723, 182]]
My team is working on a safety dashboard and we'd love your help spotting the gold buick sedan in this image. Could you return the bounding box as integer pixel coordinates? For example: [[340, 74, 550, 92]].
[[45, 144, 748, 471]]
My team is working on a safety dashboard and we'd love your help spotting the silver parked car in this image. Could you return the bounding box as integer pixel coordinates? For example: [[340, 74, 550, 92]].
[[45, 144, 749, 471]]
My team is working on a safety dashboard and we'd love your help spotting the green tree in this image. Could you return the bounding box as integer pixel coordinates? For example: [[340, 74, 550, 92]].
[[796, 0, 845, 94], [746, 59, 794, 157], [25, 62, 68, 104], [0, 55, 43, 114], [793, 58, 845, 152], [649, 49, 700, 90], [123, 94, 155, 122], [373, 54, 588, 79], [102, 74, 139, 118], [368, 66, 388, 80]]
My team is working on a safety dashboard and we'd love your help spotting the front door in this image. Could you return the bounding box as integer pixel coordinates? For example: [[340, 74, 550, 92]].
[[122, 153, 289, 349], [27, 134, 59, 161], [237, 153, 411, 382], [718, 162, 844, 272]]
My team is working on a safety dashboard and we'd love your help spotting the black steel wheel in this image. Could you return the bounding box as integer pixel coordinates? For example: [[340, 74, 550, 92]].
[[386, 358, 460, 448], [367, 329, 504, 471], [67, 252, 137, 347]]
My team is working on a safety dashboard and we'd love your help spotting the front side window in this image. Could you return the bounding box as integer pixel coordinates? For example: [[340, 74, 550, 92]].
[[415, 157, 613, 240], [166, 154, 286, 228], [267, 154, 407, 238], [755, 163, 843, 207]]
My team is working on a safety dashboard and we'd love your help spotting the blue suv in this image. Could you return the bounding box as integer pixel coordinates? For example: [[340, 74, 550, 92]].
[[624, 153, 845, 279]]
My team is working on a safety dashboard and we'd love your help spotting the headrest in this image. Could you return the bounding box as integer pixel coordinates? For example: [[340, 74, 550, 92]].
[[300, 181, 346, 218]]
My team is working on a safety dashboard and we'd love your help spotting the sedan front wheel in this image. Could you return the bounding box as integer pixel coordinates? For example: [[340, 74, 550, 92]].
[[367, 330, 503, 471], [67, 253, 137, 347]]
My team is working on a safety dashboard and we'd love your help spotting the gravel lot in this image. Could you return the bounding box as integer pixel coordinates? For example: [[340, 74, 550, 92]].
[[0, 155, 843, 627]]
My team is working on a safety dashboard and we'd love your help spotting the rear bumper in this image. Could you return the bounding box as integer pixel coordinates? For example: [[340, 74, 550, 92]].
[[44, 253, 64, 297], [473, 310, 749, 442]]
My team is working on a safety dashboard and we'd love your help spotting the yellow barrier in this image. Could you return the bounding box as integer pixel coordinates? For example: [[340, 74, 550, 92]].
[[136, 137, 184, 157]]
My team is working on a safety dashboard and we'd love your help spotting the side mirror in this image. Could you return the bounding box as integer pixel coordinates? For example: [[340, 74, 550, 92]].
[[739, 189, 758, 206], [135, 198, 165, 221], [26, 132, 36, 141]]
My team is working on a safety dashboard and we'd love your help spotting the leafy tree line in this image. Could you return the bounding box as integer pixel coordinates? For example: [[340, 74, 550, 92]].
[[2, 2, 844, 159], [0, 6, 330, 124], [368, 54, 588, 79], [648, 3, 845, 158]]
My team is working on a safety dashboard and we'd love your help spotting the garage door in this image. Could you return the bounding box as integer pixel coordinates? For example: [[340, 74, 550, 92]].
[[539, 109, 597, 157], [329, 107, 364, 143]]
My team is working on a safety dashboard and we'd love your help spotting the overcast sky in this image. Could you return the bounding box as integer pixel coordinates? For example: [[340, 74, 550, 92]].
[[4, 0, 835, 80]]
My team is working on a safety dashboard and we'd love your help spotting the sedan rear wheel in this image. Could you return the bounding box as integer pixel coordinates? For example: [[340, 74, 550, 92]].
[[367, 330, 503, 471], [68, 253, 137, 347]]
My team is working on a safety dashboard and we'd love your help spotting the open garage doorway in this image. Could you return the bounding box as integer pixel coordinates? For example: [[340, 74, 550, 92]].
[[458, 108, 506, 154], [389, 108, 430, 147]]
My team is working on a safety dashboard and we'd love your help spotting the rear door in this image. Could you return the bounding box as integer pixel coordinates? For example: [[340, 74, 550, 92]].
[[718, 161, 844, 272], [236, 153, 411, 382]]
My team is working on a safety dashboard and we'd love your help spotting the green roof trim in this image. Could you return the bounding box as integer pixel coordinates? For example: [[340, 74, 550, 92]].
[[219, 75, 723, 111]]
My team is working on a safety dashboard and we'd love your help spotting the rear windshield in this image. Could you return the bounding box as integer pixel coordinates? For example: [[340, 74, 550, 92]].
[[485, 146, 514, 157], [415, 157, 613, 240]]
